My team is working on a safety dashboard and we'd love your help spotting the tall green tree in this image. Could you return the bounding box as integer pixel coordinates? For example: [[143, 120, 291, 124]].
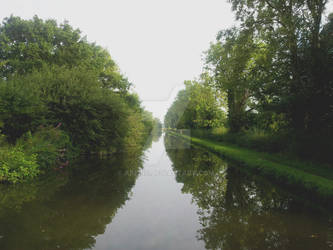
[[206, 28, 265, 132], [228, 0, 330, 131]]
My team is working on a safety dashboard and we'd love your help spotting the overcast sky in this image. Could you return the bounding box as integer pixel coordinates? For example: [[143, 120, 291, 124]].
[[1, 0, 333, 121]]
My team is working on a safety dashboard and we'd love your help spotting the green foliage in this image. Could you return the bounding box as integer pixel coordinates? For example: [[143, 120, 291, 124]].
[[206, 2, 333, 133], [0, 65, 131, 153], [141, 110, 155, 136], [0, 15, 157, 183], [0, 126, 74, 183], [0, 15, 135, 153], [39, 65, 130, 152], [17, 127, 73, 169], [206, 28, 258, 132], [0, 15, 155, 152], [165, 78, 226, 129], [122, 110, 148, 149], [0, 146, 39, 183], [163, 4, 333, 164], [201, 12, 333, 162], [0, 75, 45, 143], [0, 15, 130, 92]]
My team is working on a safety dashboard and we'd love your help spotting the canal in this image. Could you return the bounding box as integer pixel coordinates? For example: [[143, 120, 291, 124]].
[[0, 134, 332, 249]]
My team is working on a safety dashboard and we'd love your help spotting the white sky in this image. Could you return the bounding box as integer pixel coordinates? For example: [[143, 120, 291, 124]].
[[1, 0, 333, 121]]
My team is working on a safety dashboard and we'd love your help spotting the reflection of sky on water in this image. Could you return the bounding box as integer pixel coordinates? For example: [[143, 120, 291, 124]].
[[94, 137, 204, 250]]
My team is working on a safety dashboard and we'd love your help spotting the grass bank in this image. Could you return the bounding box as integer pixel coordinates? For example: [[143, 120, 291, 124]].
[[190, 128, 333, 165], [170, 132, 333, 204]]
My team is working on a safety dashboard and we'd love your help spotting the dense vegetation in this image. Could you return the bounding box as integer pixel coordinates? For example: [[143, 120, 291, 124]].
[[165, 2, 333, 164], [0, 16, 160, 183]]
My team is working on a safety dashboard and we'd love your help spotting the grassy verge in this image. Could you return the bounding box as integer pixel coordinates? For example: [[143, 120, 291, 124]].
[[170, 132, 333, 203], [190, 128, 333, 166], [191, 129, 333, 180]]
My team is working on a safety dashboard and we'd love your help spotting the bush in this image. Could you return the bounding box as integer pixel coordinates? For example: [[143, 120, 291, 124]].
[[0, 146, 39, 183], [0, 126, 74, 184], [17, 126, 74, 169]]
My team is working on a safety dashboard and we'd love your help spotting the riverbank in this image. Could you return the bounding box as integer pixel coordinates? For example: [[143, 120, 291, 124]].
[[170, 132, 333, 204]]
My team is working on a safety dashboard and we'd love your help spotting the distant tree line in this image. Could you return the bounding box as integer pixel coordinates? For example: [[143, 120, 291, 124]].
[[164, 76, 226, 130]]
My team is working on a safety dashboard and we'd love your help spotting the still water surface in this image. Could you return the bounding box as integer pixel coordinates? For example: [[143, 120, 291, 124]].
[[0, 134, 332, 249]]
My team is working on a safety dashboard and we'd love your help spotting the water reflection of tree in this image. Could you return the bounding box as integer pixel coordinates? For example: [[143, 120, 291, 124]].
[[165, 134, 332, 250], [0, 151, 144, 250], [142, 126, 163, 150]]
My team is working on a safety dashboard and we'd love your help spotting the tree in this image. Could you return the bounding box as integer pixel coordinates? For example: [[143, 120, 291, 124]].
[[228, 0, 330, 131], [164, 78, 226, 129], [0, 15, 155, 154], [0, 66, 130, 152], [0, 15, 130, 92], [206, 28, 265, 132]]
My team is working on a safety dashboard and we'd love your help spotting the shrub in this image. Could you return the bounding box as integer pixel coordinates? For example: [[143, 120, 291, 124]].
[[17, 126, 74, 169], [0, 146, 39, 183], [0, 126, 74, 184]]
